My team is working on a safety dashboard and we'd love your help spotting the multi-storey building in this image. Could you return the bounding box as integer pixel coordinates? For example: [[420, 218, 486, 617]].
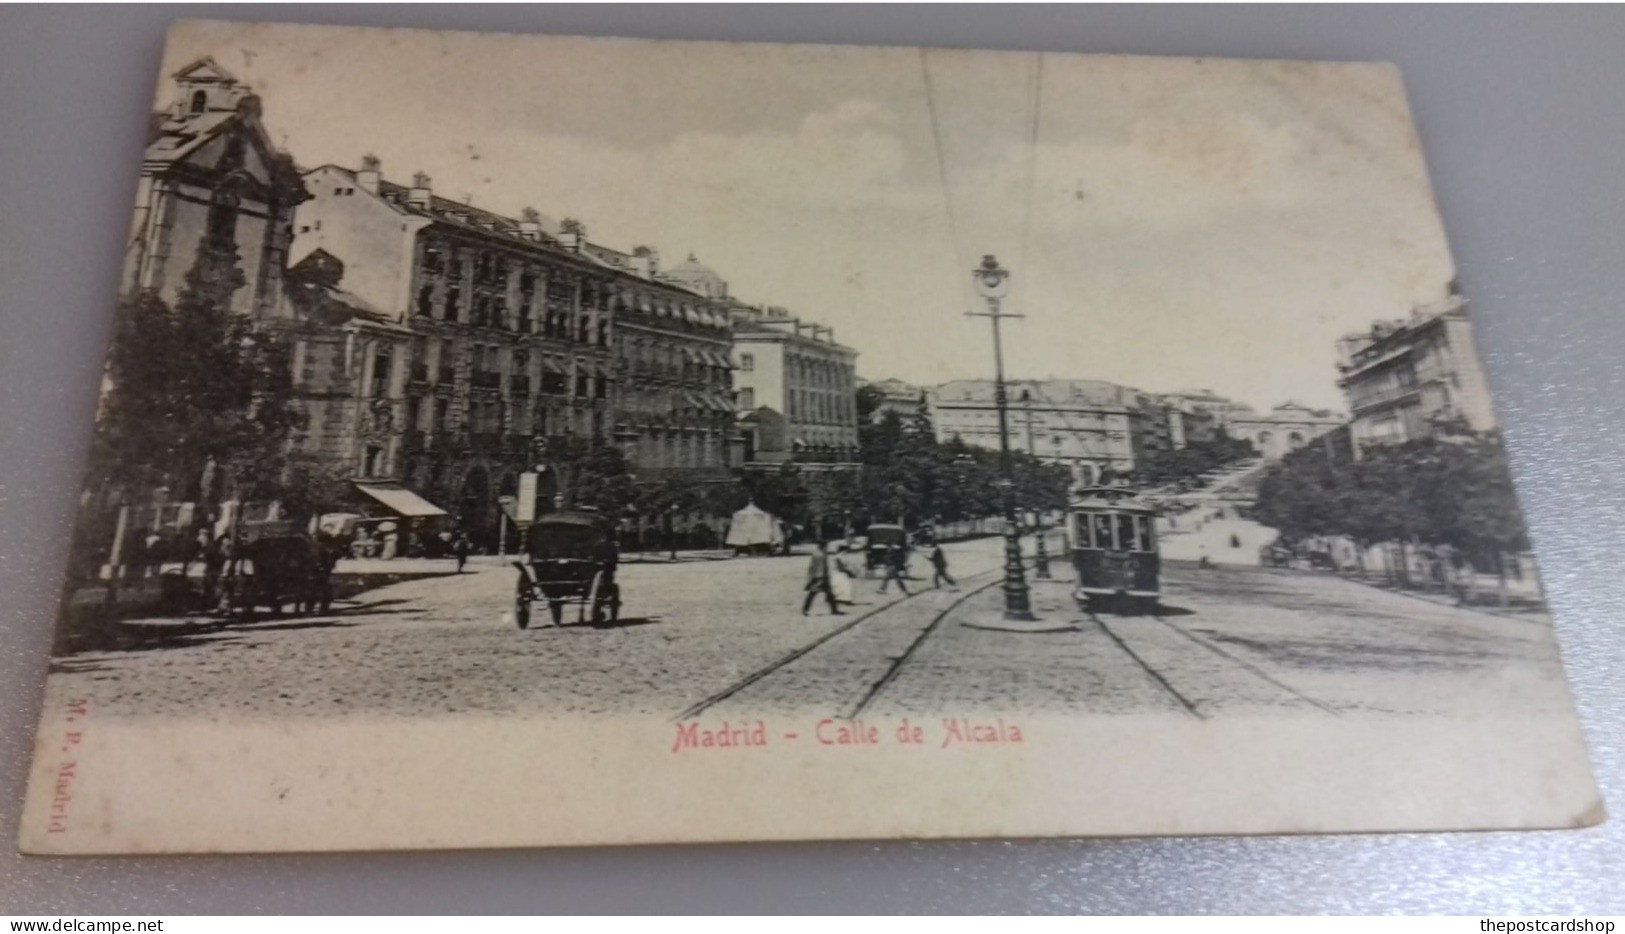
[[1336, 287, 1497, 452], [728, 301, 860, 466], [932, 379, 1155, 486], [581, 245, 736, 479], [124, 58, 306, 318], [289, 160, 735, 545]]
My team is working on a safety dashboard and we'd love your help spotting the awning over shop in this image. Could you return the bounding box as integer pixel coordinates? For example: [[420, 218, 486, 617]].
[[354, 482, 448, 518]]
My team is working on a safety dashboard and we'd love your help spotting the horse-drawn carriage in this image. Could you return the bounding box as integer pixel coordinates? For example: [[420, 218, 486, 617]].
[[511, 511, 622, 628], [217, 533, 339, 619], [862, 524, 911, 579]]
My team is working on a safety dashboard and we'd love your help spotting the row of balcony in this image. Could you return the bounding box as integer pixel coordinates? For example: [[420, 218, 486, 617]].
[[406, 366, 584, 398], [402, 431, 540, 455]]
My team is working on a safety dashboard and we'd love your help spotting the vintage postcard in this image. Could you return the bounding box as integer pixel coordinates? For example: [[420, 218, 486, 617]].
[[19, 20, 1601, 853]]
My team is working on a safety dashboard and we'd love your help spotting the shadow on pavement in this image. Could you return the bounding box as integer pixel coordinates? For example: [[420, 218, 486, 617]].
[[530, 615, 666, 631]]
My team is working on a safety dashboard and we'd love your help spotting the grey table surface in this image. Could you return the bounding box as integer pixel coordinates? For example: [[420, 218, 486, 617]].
[[1, 4, 1622, 915]]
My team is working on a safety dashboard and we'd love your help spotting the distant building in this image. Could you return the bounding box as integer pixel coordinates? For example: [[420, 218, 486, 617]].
[[1336, 287, 1497, 452], [1225, 402, 1344, 461], [931, 379, 1159, 486], [1158, 389, 1250, 445], [124, 57, 307, 317], [860, 378, 929, 424], [729, 303, 859, 467]]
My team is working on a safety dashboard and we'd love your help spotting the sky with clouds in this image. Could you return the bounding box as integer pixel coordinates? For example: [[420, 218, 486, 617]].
[[160, 21, 1459, 412]]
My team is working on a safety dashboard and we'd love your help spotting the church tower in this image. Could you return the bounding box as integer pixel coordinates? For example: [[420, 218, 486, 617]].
[[168, 57, 249, 119]]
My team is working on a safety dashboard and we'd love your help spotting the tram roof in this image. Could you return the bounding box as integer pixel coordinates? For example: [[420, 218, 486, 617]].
[[1068, 486, 1159, 513], [534, 511, 609, 528]]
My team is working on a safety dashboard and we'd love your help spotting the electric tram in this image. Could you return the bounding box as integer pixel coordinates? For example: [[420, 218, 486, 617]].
[[1066, 485, 1161, 614]]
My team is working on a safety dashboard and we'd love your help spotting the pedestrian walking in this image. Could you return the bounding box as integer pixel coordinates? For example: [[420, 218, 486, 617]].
[[929, 543, 956, 589], [202, 533, 227, 610], [878, 544, 912, 595], [802, 541, 843, 616], [454, 532, 471, 573], [830, 546, 857, 605]]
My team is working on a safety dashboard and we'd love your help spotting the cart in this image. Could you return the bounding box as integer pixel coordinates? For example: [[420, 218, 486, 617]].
[[512, 511, 621, 628], [863, 524, 910, 579]]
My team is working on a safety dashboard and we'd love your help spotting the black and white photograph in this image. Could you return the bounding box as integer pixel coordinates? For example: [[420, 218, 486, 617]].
[[18, 19, 1600, 854]]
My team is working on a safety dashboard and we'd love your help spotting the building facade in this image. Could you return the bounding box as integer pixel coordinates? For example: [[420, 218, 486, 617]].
[[931, 379, 1157, 486], [289, 160, 735, 544], [859, 378, 929, 424], [1224, 402, 1344, 461], [124, 58, 307, 318], [1336, 288, 1498, 452], [729, 303, 860, 466]]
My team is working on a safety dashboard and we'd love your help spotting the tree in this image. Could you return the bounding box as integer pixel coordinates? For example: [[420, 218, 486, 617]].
[[92, 240, 305, 508], [1252, 426, 1531, 592], [854, 383, 886, 424], [548, 435, 637, 517]]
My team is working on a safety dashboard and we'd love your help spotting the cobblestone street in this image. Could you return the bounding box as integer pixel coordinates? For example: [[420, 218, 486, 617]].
[[44, 534, 1577, 724]]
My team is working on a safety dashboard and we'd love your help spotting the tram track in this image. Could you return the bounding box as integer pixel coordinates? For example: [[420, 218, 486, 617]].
[[675, 563, 1008, 722], [1091, 616, 1207, 720], [1150, 614, 1341, 716], [846, 573, 1010, 718], [1091, 608, 1340, 719]]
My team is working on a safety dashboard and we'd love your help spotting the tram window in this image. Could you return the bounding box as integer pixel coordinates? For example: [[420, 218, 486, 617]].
[[1090, 514, 1113, 550], [1133, 515, 1152, 551], [1116, 514, 1137, 552]]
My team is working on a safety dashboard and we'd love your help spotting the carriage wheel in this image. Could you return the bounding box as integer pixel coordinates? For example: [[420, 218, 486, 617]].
[[515, 594, 531, 630]]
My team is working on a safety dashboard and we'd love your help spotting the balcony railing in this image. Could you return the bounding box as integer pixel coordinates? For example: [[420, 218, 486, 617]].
[[1349, 381, 1422, 412]]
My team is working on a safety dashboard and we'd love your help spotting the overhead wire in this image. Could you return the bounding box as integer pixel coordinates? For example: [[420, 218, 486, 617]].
[[1016, 52, 1045, 306], [918, 48, 977, 315]]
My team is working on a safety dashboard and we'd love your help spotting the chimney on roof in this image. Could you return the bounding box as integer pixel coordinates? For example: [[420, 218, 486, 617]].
[[408, 172, 432, 209], [631, 246, 659, 280], [357, 155, 381, 195], [519, 207, 542, 241], [559, 218, 586, 253]]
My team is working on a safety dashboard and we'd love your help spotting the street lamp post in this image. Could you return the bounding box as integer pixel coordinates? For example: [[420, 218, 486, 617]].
[[968, 255, 1034, 621]]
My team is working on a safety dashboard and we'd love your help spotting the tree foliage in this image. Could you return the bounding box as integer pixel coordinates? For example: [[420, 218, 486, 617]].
[[93, 242, 305, 506], [1251, 427, 1528, 561], [848, 397, 1071, 529], [1137, 428, 1257, 486]]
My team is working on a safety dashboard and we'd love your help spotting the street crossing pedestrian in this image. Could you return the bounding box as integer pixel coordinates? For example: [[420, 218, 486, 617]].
[[929, 543, 956, 589], [878, 544, 912, 595], [454, 532, 471, 573], [802, 540, 844, 616]]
